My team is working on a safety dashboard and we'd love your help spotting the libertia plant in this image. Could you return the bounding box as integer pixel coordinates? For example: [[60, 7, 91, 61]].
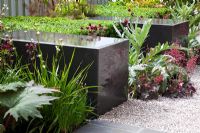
[[23, 32, 93, 133]]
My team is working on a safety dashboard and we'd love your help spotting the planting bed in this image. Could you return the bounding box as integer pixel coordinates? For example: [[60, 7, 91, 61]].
[[11, 30, 129, 115]]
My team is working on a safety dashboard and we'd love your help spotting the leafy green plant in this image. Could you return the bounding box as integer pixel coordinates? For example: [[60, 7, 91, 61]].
[[163, 0, 199, 6], [0, 80, 58, 132], [0, 81, 58, 121], [54, 0, 97, 18], [114, 19, 154, 65]]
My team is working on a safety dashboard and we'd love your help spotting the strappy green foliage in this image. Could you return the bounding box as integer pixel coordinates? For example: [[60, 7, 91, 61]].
[[26, 44, 93, 132]]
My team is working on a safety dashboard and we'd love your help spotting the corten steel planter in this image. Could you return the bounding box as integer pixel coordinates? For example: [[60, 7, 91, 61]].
[[90, 17, 189, 48], [11, 31, 129, 115]]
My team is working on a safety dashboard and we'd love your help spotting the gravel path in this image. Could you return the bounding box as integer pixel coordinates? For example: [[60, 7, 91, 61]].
[[99, 66, 200, 133]]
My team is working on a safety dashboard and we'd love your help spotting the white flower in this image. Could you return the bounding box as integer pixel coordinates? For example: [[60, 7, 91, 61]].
[[59, 38, 63, 42], [42, 65, 46, 69], [37, 54, 42, 57], [55, 46, 60, 51], [36, 31, 40, 35], [194, 9, 198, 15]]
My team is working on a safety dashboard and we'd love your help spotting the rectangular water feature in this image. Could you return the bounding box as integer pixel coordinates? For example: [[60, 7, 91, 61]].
[[11, 31, 129, 115], [90, 17, 189, 48]]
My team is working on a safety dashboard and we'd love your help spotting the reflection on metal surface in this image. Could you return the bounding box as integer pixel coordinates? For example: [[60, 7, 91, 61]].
[[90, 16, 188, 26], [11, 30, 125, 49]]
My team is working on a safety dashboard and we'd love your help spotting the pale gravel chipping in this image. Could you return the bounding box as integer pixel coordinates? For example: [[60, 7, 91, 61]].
[[99, 66, 200, 133]]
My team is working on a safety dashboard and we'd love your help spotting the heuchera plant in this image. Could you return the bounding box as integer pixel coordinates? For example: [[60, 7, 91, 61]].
[[165, 48, 187, 67], [136, 73, 164, 100], [165, 47, 198, 73], [163, 47, 197, 97], [165, 65, 196, 98]]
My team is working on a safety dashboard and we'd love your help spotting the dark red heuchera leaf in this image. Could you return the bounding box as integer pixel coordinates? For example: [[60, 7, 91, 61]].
[[154, 75, 163, 85], [143, 82, 152, 90], [165, 48, 187, 67], [186, 56, 198, 73]]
